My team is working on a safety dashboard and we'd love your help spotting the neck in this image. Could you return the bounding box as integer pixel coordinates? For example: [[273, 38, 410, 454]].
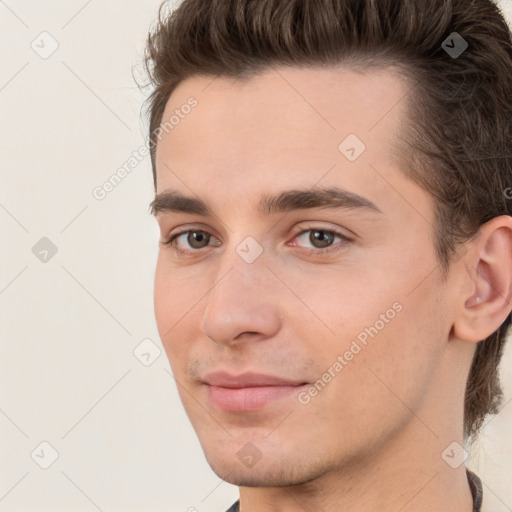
[[237, 420, 475, 512]]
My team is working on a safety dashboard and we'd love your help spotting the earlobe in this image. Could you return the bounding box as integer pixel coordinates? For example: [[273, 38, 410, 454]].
[[453, 216, 512, 343]]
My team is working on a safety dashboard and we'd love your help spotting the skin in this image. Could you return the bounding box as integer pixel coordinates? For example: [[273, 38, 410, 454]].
[[151, 65, 512, 512]]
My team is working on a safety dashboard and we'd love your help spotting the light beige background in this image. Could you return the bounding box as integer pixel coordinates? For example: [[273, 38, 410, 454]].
[[0, 1, 511, 511]]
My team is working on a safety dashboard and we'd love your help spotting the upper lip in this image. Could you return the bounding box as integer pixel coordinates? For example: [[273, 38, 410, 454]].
[[202, 371, 307, 388]]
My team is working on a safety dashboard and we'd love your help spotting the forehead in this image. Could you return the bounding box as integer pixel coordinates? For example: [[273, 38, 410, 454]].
[[154, 65, 414, 210]]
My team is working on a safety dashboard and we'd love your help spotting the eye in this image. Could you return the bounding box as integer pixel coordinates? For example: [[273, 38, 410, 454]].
[[162, 229, 218, 255], [290, 227, 350, 255], [161, 226, 351, 257]]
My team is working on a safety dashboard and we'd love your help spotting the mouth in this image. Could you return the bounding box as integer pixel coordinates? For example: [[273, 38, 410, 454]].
[[202, 371, 309, 412], [205, 384, 309, 412]]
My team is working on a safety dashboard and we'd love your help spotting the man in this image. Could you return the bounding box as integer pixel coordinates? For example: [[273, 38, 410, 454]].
[[144, 0, 512, 510]]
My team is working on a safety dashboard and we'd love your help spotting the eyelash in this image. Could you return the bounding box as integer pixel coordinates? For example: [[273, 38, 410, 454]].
[[161, 226, 351, 257]]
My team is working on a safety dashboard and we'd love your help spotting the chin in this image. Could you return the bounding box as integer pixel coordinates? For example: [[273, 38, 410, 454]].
[[203, 445, 326, 488]]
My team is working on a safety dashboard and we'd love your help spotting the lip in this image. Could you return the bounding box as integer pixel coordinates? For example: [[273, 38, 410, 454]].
[[202, 371, 307, 388], [202, 371, 308, 412]]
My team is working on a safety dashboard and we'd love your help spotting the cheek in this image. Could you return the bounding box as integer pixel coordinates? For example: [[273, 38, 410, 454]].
[[294, 247, 446, 391], [286, 265, 403, 352], [154, 254, 204, 325], [153, 255, 199, 361], [153, 257, 174, 335], [334, 279, 446, 416]]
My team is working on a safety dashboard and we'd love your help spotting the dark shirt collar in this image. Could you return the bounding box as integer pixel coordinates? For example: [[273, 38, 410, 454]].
[[467, 467, 483, 512]]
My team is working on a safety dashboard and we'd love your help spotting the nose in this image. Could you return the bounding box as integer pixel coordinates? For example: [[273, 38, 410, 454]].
[[200, 246, 282, 347]]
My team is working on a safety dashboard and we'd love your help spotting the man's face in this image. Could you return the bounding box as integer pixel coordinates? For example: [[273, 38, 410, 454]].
[[152, 66, 456, 486]]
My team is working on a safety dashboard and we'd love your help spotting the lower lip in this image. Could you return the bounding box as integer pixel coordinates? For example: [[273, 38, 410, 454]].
[[206, 384, 307, 412]]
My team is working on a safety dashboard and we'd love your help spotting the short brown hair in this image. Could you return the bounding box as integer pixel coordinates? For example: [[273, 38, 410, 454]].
[[143, 0, 512, 442]]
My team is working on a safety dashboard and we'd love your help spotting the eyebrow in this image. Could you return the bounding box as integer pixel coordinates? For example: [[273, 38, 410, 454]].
[[149, 186, 382, 217]]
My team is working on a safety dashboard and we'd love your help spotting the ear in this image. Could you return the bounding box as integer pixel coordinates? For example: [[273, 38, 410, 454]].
[[452, 215, 512, 343]]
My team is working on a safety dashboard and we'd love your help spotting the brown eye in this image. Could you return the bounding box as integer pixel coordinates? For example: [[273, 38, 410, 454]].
[[162, 229, 218, 255], [294, 228, 345, 249], [186, 231, 211, 249], [309, 230, 336, 248], [290, 227, 351, 257]]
